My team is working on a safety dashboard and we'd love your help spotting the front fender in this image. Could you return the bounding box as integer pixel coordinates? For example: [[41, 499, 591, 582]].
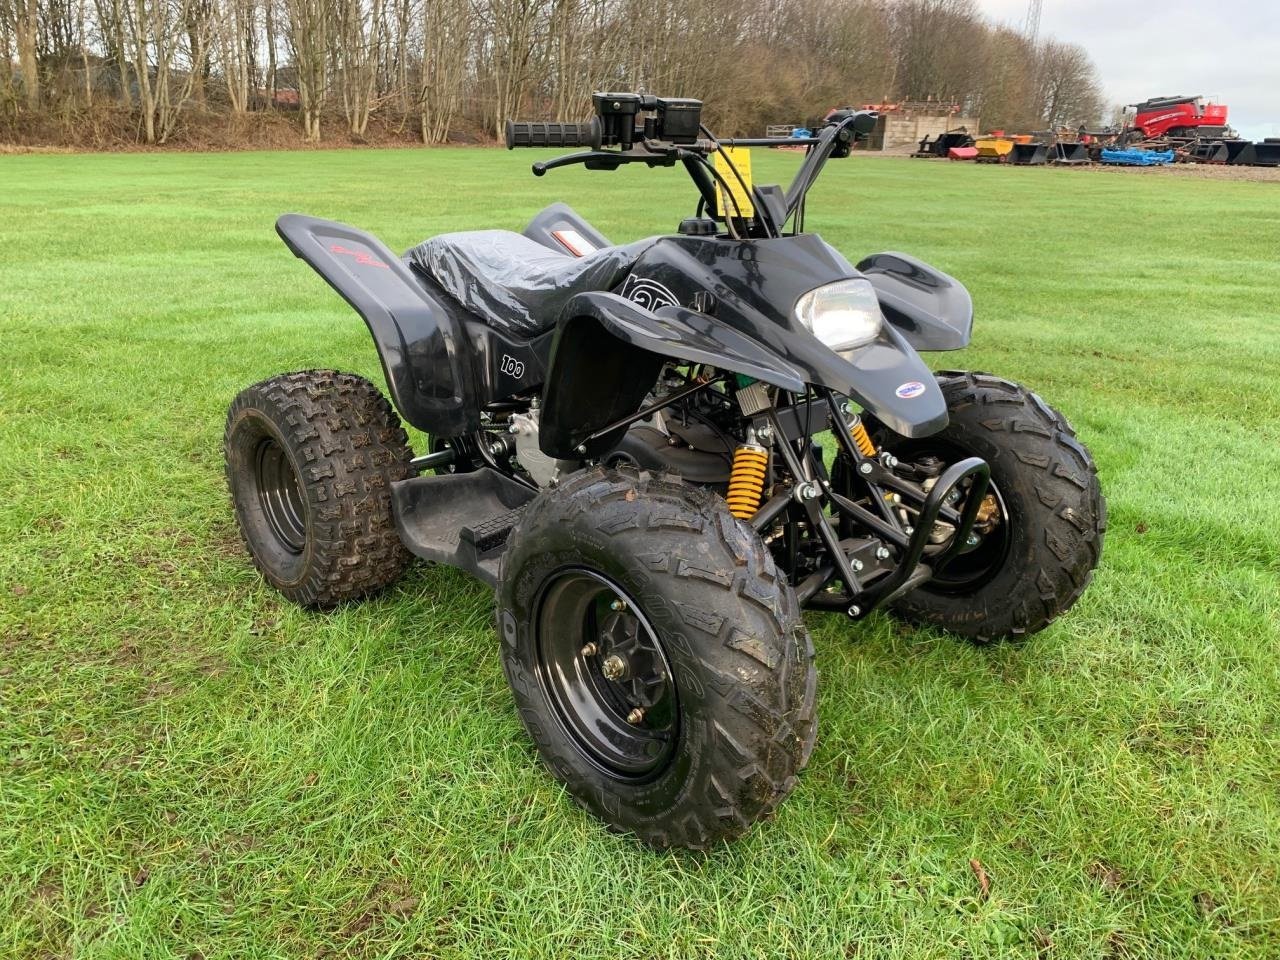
[[539, 292, 807, 458], [839, 325, 950, 438], [857, 251, 974, 352]]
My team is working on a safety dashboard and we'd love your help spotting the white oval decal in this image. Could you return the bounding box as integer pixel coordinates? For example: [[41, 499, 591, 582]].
[[895, 380, 927, 399]]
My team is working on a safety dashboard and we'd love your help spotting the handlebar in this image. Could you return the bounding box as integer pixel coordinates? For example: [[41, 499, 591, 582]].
[[504, 94, 878, 238], [505, 119, 602, 150]]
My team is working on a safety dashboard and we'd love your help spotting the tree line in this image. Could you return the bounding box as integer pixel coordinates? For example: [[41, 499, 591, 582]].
[[0, 0, 1104, 147]]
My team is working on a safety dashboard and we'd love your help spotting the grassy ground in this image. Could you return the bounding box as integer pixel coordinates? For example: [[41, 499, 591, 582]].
[[1, 147, 1278, 959]]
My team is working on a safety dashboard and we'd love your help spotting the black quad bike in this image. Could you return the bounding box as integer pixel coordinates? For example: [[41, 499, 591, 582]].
[[225, 93, 1105, 848]]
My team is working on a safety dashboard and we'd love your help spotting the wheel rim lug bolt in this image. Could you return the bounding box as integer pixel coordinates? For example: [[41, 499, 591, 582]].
[[609, 599, 626, 611], [626, 708, 645, 725], [580, 642, 598, 657]]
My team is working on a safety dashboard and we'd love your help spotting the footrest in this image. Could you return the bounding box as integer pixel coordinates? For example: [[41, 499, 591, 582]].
[[462, 507, 526, 554], [390, 468, 537, 586]]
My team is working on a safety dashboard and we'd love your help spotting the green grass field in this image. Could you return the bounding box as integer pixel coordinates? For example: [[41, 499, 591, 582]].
[[2, 147, 1278, 959]]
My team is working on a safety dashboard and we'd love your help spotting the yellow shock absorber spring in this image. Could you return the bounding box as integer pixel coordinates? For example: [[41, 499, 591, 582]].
[[849, 415, 877, 458], [726, 443, 769, 520]]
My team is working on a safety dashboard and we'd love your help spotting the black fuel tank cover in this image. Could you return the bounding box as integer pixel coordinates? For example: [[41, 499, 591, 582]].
[[678, 217, 718, 236]]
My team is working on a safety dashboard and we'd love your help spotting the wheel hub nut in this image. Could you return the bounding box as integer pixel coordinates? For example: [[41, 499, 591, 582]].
[[626, 708, 645, 725], [601, 655, 626, 680]]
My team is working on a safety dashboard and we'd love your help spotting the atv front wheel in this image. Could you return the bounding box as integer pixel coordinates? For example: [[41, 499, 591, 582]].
[[224, 370, 413, 607], [873, 372, 1105, 643], [496, 468, 817, 849]]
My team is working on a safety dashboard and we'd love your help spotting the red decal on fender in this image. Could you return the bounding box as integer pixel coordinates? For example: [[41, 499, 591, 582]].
[[330, 243, 390, 269]]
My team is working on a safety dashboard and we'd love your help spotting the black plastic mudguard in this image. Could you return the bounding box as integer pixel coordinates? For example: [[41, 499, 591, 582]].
[[539, 291, 808, 458], [857, 252, 974, 352], [276, 214, 478, 435], [615, 235, 950, 440]]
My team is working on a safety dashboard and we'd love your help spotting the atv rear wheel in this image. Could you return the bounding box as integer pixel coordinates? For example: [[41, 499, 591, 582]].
[[225, 370, 413, 608], [872, 372, 1105, 643], [496, 468, 817, 849]]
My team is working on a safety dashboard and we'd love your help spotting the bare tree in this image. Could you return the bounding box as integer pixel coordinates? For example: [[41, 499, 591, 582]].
[[0, 4, 11, 110], [15, 0, 38, 108], [546, 0, 613, 120], [93, 0, 134, 107], [212, 0, 256, 112], [264, 0, 279, 105], [77, 0, 94, 105], [2, 0, 1108, 146], [385, 0, 412, 114], [891, 0, 984, 102], [1037, 39, 1102, 129], [283, 0, 329, 140], [478, 0, 548, 138], [124, 0, 210, 142], [334, 0, 384, 137], [972, 25, 1036, 132], [418, 0, 470, 143]]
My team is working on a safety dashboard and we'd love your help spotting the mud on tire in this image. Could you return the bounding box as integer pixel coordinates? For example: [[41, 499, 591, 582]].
[[875, 371, 1106, 643], [496, 468, 817, 849], [224, 369, 413, 608]]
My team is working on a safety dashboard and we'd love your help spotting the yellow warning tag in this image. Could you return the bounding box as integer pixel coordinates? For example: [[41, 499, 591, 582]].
[[713, 146, 755, 219]]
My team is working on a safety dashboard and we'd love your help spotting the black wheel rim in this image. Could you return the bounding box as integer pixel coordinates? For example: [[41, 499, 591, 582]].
[[929, 479, 1012, 594], [889, 440, 1013, 595], [534, 569, 679, 780], [253, 436, 307, 554]]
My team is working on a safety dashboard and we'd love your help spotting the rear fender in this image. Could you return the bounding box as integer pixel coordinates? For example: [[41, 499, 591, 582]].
[[539, 291, 807, 458], [276, 213, 478, 435], [857, 252, 973, 352]]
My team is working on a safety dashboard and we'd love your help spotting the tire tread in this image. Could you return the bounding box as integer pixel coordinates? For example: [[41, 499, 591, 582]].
[[498, 467, 817, 849], [225, 369, 412, 608], [892, 371, 1106, 643]]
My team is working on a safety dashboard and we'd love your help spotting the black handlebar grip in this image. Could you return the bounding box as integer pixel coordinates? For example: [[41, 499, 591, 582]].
[[505, 118, 601, 150]]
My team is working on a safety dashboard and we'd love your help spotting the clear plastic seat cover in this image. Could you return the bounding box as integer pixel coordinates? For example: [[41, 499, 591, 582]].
[[406, 230, 653, 336]]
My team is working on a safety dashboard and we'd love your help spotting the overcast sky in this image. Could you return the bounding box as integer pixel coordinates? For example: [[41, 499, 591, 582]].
[[977, 0, 1279, 140]]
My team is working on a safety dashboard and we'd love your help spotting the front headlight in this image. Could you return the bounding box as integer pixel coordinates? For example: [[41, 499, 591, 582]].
[[794, 278, 883, 353]]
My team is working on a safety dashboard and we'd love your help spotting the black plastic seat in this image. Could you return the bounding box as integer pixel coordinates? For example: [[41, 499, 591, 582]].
[[406, 230, 652, 337]]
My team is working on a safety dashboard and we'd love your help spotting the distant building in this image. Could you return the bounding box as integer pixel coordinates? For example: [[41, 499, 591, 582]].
[[863, 101, 981, 151]]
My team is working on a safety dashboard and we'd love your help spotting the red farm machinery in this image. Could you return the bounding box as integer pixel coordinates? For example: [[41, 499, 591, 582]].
[[1118, 96, 1280, 166], [1126, 95, 1232, 142], [902, 90, 1279, 169]]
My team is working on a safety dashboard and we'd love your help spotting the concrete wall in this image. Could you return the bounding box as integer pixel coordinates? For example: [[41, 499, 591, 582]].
[[868, 113, 980, 150]]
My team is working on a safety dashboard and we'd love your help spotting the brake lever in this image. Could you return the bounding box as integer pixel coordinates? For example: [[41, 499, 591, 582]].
[[532, 146, 684, 177], [531, 150, 608, 177]]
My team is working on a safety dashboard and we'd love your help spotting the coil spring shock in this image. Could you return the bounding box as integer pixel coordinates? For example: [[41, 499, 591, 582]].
[[726, 443, 769, 519], [849, 414, 877, 458]]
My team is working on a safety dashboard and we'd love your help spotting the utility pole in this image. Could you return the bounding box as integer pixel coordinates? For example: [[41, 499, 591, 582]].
[[1023, 0, 1044, 46], [1024, 0, 1046, 127]]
